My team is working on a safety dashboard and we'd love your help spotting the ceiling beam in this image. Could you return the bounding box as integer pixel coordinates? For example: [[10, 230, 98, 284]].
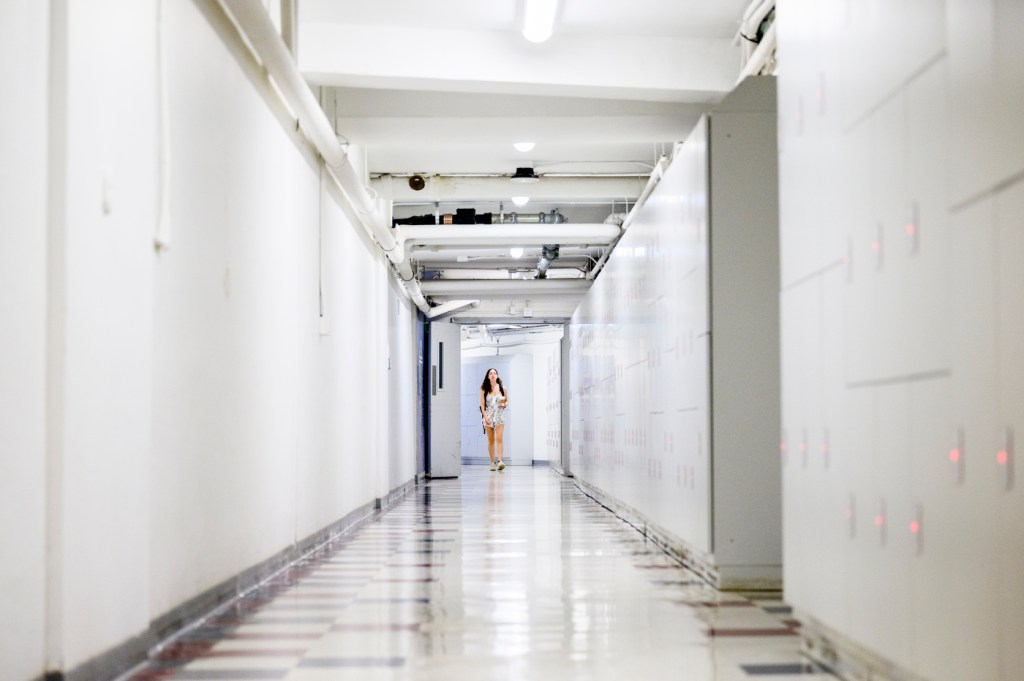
[[419, 279, 590, 296], [400, 223, 619, 248], [377, 175, 648, 203], [299, 24, 737, 102]]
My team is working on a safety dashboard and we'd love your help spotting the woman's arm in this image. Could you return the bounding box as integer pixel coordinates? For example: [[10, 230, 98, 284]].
[[480, 389, 490, 425], [500, 388, 509, 408]]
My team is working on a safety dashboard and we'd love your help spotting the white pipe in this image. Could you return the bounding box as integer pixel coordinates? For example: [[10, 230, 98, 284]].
[[218, 0, 344, 167], [621, 156, 669, 232], [735, 0, 775, 66], [737, 0, 774, 42], [399, 224, 619, 248], [321, 164, 421, 305], [413, 246, 599, 261], [419, 279, 591, 296], [463, 335, 562, 350], [377, 174, 644, 204], [424, 300, 480, 320], [741, 0, 774, 32], [736, 22, 776, 83], [587, 155, 670, 279], [214, 0, 431, 313]]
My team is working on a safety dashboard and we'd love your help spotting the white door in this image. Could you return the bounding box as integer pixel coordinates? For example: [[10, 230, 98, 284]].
[[428, 321, 462, 477]]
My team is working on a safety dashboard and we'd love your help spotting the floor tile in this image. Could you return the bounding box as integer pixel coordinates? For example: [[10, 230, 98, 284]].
[[123, 467, 835, 681]]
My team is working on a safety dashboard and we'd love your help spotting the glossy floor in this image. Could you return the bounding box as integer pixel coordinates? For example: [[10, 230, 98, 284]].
[[123, 466, 837, 680]]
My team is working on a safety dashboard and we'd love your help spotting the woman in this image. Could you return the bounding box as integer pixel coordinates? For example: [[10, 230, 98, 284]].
[[479, 367, 509, 471]]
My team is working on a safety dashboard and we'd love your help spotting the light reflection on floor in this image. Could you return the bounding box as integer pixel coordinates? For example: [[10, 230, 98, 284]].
[[123, 466, 836, 681]]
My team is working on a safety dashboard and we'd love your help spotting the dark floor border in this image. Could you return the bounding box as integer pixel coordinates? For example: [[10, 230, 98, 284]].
[[549, 462, 571, 477], [57, 475, 419, 681], [459, 457, 550, 466], [376, 476, 418, 512], [799, 611, 928, 681], [572, 477, 783, 591], [571, 476, 722, 588]]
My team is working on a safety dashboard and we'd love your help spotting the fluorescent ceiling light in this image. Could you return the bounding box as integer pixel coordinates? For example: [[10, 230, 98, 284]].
[[511, 196, 530, 206], [510, 247, 524, 259], [522, 0, 558, 43], [513, 142, 535, 153]]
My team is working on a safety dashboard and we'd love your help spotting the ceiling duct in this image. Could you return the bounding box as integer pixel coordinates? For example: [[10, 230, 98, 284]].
[[536, 244, 560, 279], [505, 209, 565, 224]]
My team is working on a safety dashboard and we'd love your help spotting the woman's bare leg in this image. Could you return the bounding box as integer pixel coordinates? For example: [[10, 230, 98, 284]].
[[486, 426, 496, 463], [495, 424, 505, 462]]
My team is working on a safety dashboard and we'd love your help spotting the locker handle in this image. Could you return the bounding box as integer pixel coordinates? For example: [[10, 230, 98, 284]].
[[438, 342, 444, 390], [432, 365, 437, 396]]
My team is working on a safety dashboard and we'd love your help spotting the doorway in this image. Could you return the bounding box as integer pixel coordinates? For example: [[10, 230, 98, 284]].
[[459, 324, 563, 467]]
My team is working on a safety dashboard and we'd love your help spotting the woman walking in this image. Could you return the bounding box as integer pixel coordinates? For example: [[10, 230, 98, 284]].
[[479, 368, 509, 471]]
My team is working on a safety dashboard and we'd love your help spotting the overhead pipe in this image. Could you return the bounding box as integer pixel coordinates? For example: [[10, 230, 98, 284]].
[[737, 0, 774, 42], [413, 245, 600, 261], [214, 0, 427, 312], [536, 244, 560, 279], [419, 279, 591, 297], [424, 300, 480, 321], [587, 155, 670, 279], [375, 174, 646, 204], [503, 209, 566, 224], [210, 1, 654, 313], [399, 223, 619, 248], [736, 22, 776, 83], [735, 0, 775, 80]]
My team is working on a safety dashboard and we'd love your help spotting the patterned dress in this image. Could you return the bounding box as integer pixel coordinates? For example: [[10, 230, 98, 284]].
[[484, 392, 506, 427]]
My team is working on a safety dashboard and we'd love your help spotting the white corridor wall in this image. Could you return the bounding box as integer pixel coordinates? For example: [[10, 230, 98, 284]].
[[0, 2, 49, 680], [0, 2, 420, 679]]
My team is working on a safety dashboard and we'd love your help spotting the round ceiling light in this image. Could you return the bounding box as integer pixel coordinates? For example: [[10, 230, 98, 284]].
[[513, 142, 535, 153], [511, 196, 530, 206]]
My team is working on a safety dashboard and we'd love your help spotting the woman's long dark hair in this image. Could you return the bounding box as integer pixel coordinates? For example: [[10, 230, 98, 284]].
[[480, 368, 505, 396]]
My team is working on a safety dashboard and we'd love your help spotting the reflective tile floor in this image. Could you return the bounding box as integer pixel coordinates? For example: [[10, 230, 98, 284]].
[[122, 466, 838, 681]]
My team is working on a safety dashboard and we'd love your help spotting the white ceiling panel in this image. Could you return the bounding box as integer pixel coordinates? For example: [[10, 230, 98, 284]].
[[296, 0, 757, 319]]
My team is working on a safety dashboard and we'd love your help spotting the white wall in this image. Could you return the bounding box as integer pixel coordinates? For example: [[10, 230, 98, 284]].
[[0, 2, 49, 680], [386, 275, 421, 489], [778, 2, 1024, 680], [58, 0, 157, 667], [0, 1, 420, 677], [149, 0, 419, 650]]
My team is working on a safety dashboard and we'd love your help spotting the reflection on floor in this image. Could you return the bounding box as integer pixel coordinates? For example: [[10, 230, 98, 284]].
[[122, 466, 836, 680]]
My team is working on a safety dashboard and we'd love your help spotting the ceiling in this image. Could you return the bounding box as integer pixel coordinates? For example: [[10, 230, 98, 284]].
[[296, 0, 754, 323]]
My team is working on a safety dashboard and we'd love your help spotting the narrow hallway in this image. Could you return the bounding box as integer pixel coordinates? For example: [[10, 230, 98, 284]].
[[123, 468, 834, 681]]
